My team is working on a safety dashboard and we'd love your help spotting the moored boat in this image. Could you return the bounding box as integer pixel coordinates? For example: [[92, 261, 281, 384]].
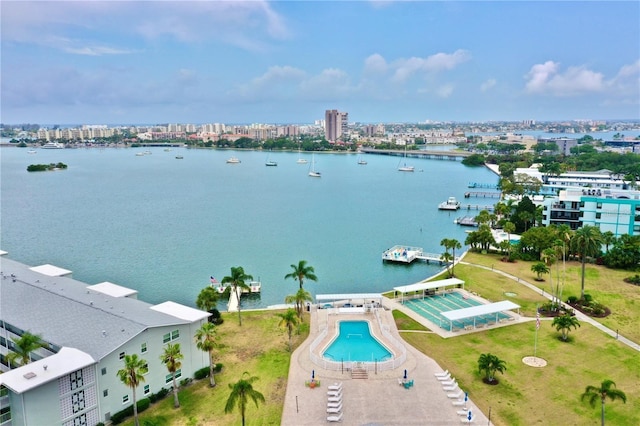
[[226, 157, 241, 164], [438, 197, 461, 210]]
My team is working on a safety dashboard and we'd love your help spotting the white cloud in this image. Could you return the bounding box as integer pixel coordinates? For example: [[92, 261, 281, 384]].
[[480, 79, 497, 92], [391, 50, 471, 82], [364, 54, 388, 74], [436, 84, 455, 98], [524, 61, 605, 96]]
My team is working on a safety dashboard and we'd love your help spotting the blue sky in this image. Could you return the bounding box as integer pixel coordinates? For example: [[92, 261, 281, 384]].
[[1, 1, 639, 125]]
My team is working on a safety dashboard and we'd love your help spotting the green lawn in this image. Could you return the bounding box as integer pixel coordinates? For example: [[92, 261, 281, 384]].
[[123, 310, 309, 426]]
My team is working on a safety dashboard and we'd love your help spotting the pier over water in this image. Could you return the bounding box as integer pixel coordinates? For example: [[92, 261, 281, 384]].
[[360, 148, 472, 161]]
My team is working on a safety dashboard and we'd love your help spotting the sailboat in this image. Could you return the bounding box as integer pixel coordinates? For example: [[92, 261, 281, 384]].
[[397, 144, 414, 172], [265, 153, 277, 166], [308, 154, 321, 177], [357, 154, 367, 165], [296, 141, 308, 164]]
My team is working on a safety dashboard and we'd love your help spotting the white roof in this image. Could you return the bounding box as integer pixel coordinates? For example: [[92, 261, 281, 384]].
[[0, 347, 95, 394], [441, 300, 520, 321], [87, 282, 138, 298], [316, 293, 383, 302], [394, 278, 464, 293], [150, 301, 210, 322], [29, 264, 72, 277]]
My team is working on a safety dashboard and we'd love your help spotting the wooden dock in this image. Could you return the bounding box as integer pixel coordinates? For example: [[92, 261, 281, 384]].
[[382, 245, 459, 265], [464, 191, 501, 199], [461, 204, 494, 211], [455, 216, 478, 226], [468, 182, 499, 189], [360, 147, 472, 161]]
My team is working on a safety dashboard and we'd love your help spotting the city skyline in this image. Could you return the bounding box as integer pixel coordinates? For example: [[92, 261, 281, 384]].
[[1, 1, 639, 124]]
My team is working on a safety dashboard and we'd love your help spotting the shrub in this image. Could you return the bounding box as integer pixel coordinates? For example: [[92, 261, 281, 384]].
[[567, 295, 578, 304], [180, 377, 193, 387], [137, 398, 150, 413], [155, 387, 169, 400], [583, 293, 593, 303], [209, 308, 224, 325], [194, 366, 210, 380], [214, 363, 223, 373], [624, 274, 640, 285]]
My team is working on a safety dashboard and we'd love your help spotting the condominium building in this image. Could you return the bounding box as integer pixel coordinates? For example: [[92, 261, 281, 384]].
[[324, 110, 348, 142], [541, 188, 640, 236], [0, 254, 210, 426]]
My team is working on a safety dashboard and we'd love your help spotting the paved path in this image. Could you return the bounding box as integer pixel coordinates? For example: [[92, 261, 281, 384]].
[[460, 261, 640, 352], [281, 307, 491, 426]]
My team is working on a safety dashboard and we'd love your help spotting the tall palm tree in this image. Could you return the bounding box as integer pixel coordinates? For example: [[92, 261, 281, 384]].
[[440, 238, 462, 277], [5, 331, 45, 367], [581, 379, 627, 426], [196, 286, 220, 314], [284, 260, 317, 289], [477, 353, 507, 384], [160, 343, 184, 408], [276, 308, 299, 352], [572, 225, 603, 300], [284, 288, 312, 320], [194, 322, 218, 387], [225, 372, 266, 426], [503, 221, 516, 259], [116, 354, 148, 426], [222, 266, 253, 326], [551, 314, 580, 341]]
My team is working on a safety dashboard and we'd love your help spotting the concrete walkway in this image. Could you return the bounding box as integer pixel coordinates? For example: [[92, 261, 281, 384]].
[[281, 307, 491, 426], [460, 261, 640, 352]]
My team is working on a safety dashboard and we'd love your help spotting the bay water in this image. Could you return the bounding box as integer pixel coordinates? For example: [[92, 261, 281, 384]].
[[1, 147, 499, 310]]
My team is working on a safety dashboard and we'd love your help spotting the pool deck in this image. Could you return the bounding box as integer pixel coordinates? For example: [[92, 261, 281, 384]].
[[281, 303, 492, 425]]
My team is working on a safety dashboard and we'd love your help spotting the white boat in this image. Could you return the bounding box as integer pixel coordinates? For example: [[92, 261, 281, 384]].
[[265, 154, 277, 166], [226, 157, 241, 164], [308, 154, 321, 177], [357, 156, 367, 165], [41, 142, 64, 149], [27, 150, 37, 154], [296, 142, 308, 164], [175, 155, 184, 159], [397, 145, 414, 172], [439, 197, 461, 210]]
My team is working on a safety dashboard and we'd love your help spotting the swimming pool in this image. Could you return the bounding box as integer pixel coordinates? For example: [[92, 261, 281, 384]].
[[322, 321, 393, 362]]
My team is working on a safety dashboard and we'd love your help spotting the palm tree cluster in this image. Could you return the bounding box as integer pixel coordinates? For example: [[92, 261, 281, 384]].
[[440, 238, 462, 277], [477, 353, 507, 384]]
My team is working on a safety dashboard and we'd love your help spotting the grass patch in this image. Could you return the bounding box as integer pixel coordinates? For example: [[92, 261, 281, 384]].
[[463, 251, 640, 342], [392, 310, 430, 331], [123, 310, 309, 426], [398, 315, 640, 426]]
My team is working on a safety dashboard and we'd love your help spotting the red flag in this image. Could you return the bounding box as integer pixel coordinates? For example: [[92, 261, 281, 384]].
[[210, 276, 218, 284], [536, 311, 540, 330]]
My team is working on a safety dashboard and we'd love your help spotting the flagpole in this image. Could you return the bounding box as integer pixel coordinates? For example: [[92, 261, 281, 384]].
[[534, 304, 540, 358]]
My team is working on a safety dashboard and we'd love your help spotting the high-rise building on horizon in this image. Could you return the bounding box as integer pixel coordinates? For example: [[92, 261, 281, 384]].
[[324, 109, 348, 142]]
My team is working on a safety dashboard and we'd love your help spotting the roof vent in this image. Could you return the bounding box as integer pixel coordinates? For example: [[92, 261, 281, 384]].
[[90, 301, 94, 306], [102, 330, 107, 336], [43, 365, 48, 371], [23, 372, 37, 380]]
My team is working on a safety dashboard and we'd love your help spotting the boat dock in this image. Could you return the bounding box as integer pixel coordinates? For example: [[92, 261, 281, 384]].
[[454, 216, 478, 226], [464, 191, 502, 198], [460, 204, 494, 211], [212, 281, 261, 312], [468, 182, 499, 189], [360, 147, 472, 161], [382, 245, 458, 265]]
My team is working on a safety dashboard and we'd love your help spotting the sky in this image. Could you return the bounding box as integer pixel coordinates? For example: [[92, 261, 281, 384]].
[[1, 1, 639, 125]]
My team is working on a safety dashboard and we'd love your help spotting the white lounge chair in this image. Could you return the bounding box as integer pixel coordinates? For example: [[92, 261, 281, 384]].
[[327, 412, 344, 422], [327, 403, 342, 414], [457, 410, 470, 416], [447, 390, 463, 399], [328, 382, 343, 391], [451, 399, 465, 406], [327, 401, 342, 409], [327, 395, 342, 403], [436, 373, 452, 381], [327, 390, 342, 398], [441, 378, 456, 386], [443, 383, 459, 392], [460, 414, 475, 423], [434, 369, 449, 378]]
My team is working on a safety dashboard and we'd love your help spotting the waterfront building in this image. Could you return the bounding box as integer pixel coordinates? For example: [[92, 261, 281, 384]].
[[541, 188, 640, 236], [324, 109, 348, 142], [515, 166, 631, 192], [537, 137, 578, 155], [0, 254, 210, 426]]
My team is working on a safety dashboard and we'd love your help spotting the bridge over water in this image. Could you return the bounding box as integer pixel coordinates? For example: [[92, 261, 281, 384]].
[[359, 147, 473, 161]]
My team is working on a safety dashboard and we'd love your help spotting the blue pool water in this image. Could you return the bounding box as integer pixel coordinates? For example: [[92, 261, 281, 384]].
[[323, 321, 393, 362]]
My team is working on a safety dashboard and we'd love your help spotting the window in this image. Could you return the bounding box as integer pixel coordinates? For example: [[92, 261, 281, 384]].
[[103, 389, 108, 397], [122, 395, 129, 404], [162, 333, 171, 344], [142, 363, 149, 375], [597, 202, 603, 209], [171, 330, 180, 340], [166, 369, 183, 384], [144, 385, 150, 395], [163, 329, 180, 344], [175, 369, 182, 379], [0, 407, 11, 424], [101, 367, 107, 376], [119, 352, 125, 360], [71, 390, 86, 413], [70, 370, 83, 390], [596, 213, 601, 219], [141, 342, 147, 353]]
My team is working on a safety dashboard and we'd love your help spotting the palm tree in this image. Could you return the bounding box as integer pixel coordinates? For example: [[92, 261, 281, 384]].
[[440, 238, 462, 277], [601, 231, 616, 253], [440, 251, 454, 276], [160, 343, 184, 408], [222, 266, 253, 326], [503, 221, 516, 259], [284, 260, 317, 289], [276, 308, 299, 352], [581, 379, 627, 426], [284, 288, 312, 320], [572, 225, 603, 300], [225, 372, 266, 426], [194, 322, 218, 387], [116, 354, 148, 426], [552, 314, 580, 341], [5, 331, 45, 367], [477, 353, 507, 384], [531, 262, 550, 281], [196, 286, 220, 314]]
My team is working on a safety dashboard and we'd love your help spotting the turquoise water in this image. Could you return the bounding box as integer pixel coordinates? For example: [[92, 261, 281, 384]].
[[405, 292, 510, 329], [0, 147, 500, 309], [322, 320, 392, 362]]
